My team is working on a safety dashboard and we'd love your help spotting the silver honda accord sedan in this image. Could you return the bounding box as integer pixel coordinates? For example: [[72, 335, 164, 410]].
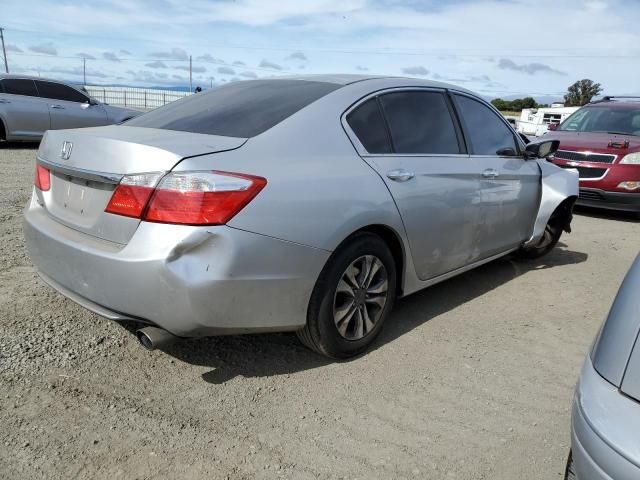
[[0, 74, 140, 142], [565, 254, 640, 480], [23, 75, 579, 357]]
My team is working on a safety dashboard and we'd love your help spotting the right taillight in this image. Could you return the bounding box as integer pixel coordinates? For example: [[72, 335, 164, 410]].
[[34, 164, 51, 191], [105, 170, 266, 226]]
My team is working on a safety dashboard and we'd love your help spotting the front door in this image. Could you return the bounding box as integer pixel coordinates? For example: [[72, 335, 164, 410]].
[[0, 78, 50, 138], [35, 80, 108, 130], [452, 93, 541, 257]]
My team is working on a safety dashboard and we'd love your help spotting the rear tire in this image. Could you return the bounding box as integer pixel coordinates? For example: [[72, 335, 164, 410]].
[[298, 232, 396, 358]]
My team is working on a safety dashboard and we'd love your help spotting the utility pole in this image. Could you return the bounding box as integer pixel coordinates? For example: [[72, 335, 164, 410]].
[[0, 27, 9, 73], [189, 55, 193, 93], [83, 57, 86, 85]]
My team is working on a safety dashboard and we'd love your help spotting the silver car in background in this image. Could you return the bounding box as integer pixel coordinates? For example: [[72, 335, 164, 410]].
[[566, 254, 640, 480], [0, 74, 140, 143], [23, 75, 578, 358]]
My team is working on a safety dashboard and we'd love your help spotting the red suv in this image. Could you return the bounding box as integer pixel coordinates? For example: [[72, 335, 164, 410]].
[[544, 97, 640, 215]]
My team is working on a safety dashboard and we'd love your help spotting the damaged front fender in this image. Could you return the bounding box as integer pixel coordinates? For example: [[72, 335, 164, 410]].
[[524, 160, 579, 247]]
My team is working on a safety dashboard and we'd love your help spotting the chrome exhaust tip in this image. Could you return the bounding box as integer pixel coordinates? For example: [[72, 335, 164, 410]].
[[136, 326, 178, 350]]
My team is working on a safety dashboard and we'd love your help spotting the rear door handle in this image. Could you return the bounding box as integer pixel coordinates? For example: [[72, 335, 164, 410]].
[[386, 169, 415, 182], [50, 104, 65, 109], [0, 99, 9, 104], [482, 169, 499, 178]]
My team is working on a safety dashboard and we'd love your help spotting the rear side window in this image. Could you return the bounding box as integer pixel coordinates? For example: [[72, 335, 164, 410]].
[[379, 91, 460, 154], [346, 97, 392, 153], [36, 81, 88, 103], [1, 79, 38, 97], [126, 80, 341, 138], [454, 95, 517, 155]]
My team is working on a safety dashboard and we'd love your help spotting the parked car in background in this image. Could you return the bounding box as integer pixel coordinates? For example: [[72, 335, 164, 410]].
[[0, 74, 141, 143], [545, 97, 640, 214], [24, 75, 578, 358], [518, 104, 580, 137], [566, 254, 640, 480]]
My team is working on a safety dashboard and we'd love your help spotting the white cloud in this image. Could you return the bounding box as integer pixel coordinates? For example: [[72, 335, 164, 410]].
[[259, 59, 283, 70], [29, 42, 57, 55]]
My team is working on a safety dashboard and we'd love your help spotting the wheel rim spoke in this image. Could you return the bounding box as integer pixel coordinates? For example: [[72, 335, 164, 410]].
[[354, 309, 364, 339], [367, 278, 388, 296], [364, 258, 382, 288], [362, 305, 375, 334], [336, 279, 355, 297], [365, 294, 386, 309], [335, 299, 356, 323]]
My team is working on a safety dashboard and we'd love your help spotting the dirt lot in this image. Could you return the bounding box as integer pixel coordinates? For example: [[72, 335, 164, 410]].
[[0, 144, 638, 480]]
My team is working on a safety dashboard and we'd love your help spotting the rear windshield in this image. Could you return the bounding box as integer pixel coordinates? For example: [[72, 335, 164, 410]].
[[559, 105, 640, 136], [125, 80, 341, 138]]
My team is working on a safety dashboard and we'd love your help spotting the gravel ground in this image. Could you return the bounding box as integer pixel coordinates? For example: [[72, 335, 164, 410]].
[[1, 144, 638, 480]]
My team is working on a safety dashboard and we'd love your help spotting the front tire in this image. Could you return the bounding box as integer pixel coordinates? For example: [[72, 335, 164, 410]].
[[516, 220, 562, 260], [298, 232, 396, 358]]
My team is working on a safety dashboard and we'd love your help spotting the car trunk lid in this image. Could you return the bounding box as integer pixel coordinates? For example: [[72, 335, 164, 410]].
[[36, 126, 247, 244]]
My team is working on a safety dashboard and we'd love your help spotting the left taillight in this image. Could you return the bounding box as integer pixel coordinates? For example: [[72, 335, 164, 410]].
[[105, 171, 267, 226], [34, 164, 50, 191]]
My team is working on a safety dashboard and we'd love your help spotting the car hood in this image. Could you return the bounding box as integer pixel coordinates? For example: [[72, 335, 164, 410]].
[[544, 130, 640, 153]]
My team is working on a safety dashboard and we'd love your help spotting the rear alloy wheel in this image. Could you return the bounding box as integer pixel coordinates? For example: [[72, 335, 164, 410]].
[[298, 233, 396, 358]]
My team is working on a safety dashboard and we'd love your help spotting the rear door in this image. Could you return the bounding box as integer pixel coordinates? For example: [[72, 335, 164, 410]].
[[0, 78, 50, 138], [452, 93, 540, 256], [35, 80, 108, 130], [345, 88, 483, 280]]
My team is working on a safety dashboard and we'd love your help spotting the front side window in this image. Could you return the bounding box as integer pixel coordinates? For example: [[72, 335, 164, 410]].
[[379, 91, 460, 154], [36, 81, 88, 103], [0, 79, 38, 97], [346, 97, 392, 154], [455, 95, 517, 155]]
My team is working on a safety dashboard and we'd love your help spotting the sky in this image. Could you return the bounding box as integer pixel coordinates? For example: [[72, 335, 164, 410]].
[[2, 0, 640, 101]]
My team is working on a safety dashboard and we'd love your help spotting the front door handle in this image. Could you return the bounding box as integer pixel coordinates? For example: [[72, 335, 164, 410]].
[[0, 99, 10, 104], [386, 169, 415, 182], [482, 168, 499, 178], [50, 104, 65, 109]]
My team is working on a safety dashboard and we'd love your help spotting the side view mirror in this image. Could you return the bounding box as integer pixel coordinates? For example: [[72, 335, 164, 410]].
[[525, 139, 560, 159], [547, 123, 559, 131], [87, 97, 99, 106]]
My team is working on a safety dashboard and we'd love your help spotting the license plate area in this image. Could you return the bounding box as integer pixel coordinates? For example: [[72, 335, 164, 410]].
[[47, 173, 115, 229]]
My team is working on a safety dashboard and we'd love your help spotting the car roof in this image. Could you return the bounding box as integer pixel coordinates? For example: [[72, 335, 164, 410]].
[[587, 99, 640, 109], [263, 74, 468, 91], [0, 73, 76, 84]]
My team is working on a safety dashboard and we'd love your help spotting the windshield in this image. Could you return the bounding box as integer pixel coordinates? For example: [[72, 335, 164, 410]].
[[559, 105, 640, 136], [125, 79, 340, 138]]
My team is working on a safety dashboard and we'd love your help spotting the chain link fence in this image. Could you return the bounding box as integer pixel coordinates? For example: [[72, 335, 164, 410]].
[[84, 85, 191, 110]]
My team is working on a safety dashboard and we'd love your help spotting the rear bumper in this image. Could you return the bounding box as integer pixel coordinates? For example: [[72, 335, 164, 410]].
[[23, 193, 330, 337], [577, 188, 640, 213], [570, 358, 640, 480]]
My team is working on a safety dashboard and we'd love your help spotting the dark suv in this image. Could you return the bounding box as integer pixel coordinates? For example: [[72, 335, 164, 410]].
[[544, 97, 640, 214]]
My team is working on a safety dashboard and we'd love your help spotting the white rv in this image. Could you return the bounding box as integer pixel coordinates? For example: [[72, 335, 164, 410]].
[[517, 103, 579, 137]]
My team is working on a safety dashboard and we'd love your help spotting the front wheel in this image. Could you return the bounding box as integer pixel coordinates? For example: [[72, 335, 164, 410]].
[[297, 232, 396, 358]]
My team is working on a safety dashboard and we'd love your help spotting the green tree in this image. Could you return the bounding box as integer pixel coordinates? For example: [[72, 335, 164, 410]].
[[564, 79, 602, 106], [491, 98, 509, 111]]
